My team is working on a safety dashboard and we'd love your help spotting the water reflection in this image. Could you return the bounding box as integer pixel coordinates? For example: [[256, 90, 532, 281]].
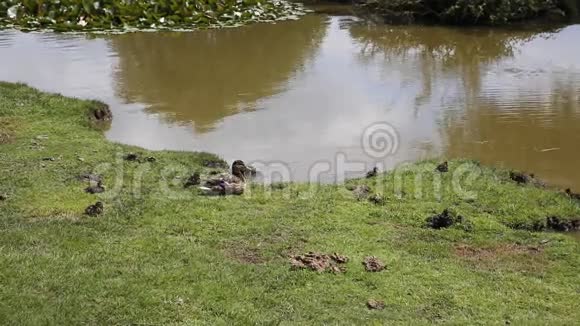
[[112, 15, 326, 132], [348, 23, 580, 188]]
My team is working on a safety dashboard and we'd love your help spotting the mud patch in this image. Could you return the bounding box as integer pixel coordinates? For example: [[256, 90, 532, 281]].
[[84, 201, 104, 216], [362, 256, 385, 272], [367, 299, 386, 310], [224, 246, 266, 265], [454, 243, 546, 272], [455, 244, 542, 259], [290, 252, 349, 273]]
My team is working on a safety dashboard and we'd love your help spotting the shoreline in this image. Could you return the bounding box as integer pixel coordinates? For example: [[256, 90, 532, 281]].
[[1, 82, 579, 323]]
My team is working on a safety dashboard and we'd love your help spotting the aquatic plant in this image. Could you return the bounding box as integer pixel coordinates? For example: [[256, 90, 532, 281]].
[[0, 0, 307, 32], [357, 0, 567, 24]]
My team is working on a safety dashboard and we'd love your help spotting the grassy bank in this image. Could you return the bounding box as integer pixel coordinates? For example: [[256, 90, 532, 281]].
[[0, 0, 305, 32], [1, 82, 579, 324]]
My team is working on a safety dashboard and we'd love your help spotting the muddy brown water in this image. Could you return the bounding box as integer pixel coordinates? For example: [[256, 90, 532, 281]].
[[1, 15, 580, 186]]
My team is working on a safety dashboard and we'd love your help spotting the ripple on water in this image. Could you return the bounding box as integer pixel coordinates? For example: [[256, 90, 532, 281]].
[[0, 30, 16, 48]]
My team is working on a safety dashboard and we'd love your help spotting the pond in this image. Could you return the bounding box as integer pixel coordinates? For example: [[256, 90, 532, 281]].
[[1, 14, 580, 187]]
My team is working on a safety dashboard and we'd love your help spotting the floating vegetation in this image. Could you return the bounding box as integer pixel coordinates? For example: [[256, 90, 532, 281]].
[[0, 0, 307, 32]]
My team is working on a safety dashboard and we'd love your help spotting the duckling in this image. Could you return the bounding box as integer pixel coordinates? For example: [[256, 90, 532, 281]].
[[124, 153, 138, 161], [352, 185, 371, 200], [436, 161, 449, 173], [368, 194, 385, 205], [565, 188, 580, 200], [85, 180, 105, 194], [184, 172, 201, 188], [366, 167, 378, 178], [510, 171, 530, 184], [85, 201, 104, 216]]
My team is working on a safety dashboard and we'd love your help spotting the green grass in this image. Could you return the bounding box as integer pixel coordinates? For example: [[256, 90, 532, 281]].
[[0, 0, 305, 32], [1, 81, 579, 324]]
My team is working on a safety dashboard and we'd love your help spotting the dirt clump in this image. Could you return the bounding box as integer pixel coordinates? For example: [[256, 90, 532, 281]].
[[367, 299, 386, 310], [290, 252, 349, 273], [436, 161, 448, 173], [426, 209, 463, 229], [362, 256, 385, 272], [454, 243, 545, 272], [89, 101, 112, 122], [85, 181, 105, 194], [225, 246, 265, 264], [85, 201, 104, 216], [330, 253, 349, 263], [455, 243, 542, 260], [366, 167, 379, 178], [546, 216, 580, 232], [184, 172, 201, 188]]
